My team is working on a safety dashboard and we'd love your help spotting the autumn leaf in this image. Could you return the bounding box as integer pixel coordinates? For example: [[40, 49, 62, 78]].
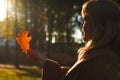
[[16, 30, 32, 53]]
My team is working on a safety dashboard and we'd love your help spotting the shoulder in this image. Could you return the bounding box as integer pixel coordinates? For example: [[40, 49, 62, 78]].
[[76, 46, 120, 80], [104, 59, 120, 80], [81, 55, 120, 80]]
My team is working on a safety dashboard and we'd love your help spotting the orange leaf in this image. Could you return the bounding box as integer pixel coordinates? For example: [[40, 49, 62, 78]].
[[16, 30, 32, 53]]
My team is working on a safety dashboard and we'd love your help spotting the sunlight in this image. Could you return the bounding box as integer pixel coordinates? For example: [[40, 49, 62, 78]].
[[0, 0, 6, 21]]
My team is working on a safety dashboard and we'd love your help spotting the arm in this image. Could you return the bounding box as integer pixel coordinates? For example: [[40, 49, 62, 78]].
[[27, 49, 69, 80], [42, 59, 69, 80]]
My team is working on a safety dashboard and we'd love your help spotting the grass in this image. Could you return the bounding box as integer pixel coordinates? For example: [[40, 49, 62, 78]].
[[0, 64, 42, 80]]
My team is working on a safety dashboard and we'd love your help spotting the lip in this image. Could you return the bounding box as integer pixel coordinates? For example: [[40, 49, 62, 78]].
[[81, 28, 85, 36], [81, 30, 85, 41]]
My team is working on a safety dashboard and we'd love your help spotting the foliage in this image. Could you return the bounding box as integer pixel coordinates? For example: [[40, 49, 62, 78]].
[[0, 0, 84, 65]]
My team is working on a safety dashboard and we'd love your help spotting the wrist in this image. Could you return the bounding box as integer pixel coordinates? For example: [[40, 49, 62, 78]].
[[37, 58, 47, 67]]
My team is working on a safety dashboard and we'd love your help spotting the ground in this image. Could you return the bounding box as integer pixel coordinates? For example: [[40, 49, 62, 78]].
[[0, 64, 41, 80]]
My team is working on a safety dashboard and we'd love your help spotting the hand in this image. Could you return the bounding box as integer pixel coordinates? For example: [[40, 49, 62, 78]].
[[27, 49, 46, 67]]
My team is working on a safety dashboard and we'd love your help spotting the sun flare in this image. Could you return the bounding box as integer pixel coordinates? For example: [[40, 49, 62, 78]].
[[0, 0, 7, 21]]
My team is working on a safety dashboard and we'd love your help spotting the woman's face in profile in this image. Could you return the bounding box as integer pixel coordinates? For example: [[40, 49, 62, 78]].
[[81, 10, 92, 42], [81, 19, 92, 42]]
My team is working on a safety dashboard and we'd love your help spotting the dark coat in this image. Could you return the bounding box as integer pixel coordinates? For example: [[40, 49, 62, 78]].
[[42, 46, 120, 80]]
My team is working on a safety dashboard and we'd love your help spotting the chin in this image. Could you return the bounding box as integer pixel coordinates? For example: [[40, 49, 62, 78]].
[[82, 37, 91, 43]]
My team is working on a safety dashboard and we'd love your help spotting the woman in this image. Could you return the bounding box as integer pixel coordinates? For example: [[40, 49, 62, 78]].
[[27, 0, 120, 80]]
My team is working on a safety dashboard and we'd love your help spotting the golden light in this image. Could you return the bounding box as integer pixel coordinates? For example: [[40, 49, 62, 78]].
[[0, 0, 6, 21]]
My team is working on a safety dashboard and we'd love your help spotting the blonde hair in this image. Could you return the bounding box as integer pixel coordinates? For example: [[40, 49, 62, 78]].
[[79, 0, 120, 60]]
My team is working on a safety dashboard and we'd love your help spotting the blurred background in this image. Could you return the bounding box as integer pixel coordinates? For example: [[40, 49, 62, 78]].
[[0, 0, 119, 80]]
